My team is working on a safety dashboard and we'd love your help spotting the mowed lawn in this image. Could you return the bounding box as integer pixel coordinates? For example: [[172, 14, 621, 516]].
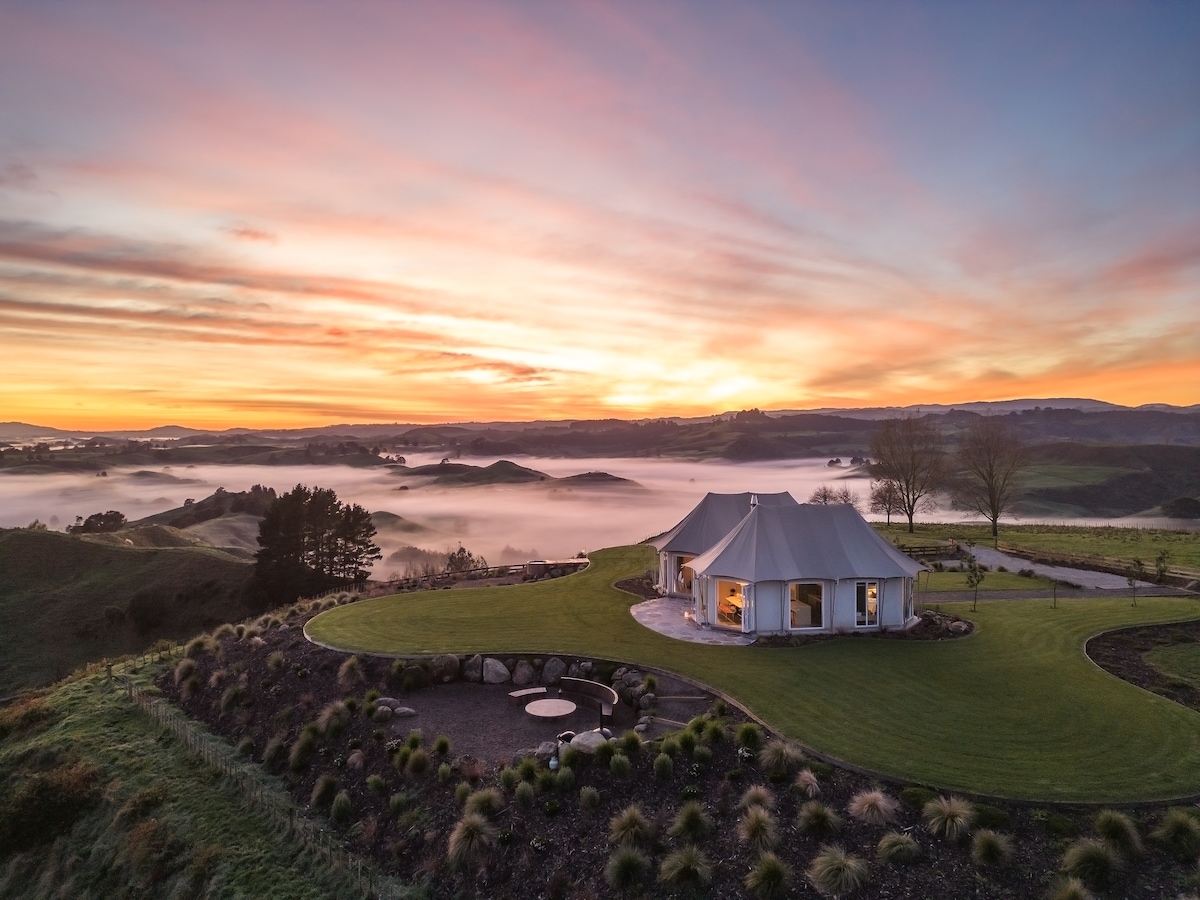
[[307, 545, 1200, 802]]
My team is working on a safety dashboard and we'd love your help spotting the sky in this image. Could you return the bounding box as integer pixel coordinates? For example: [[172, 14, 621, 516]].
[[1, 1, 1198, 430]]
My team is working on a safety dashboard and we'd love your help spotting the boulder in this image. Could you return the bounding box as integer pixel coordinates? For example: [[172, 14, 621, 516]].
[[634, 723, 648, 733], [638, 693, 656, 710], [347, 749, 365, 769], [579, 661, 593, 676], [569, 731, 610, 754], [463, 654, 484, 683], [372, 705, 393, 722], [394, 707, 418, 718], [949, 621, 971, 635], [541, 657, 567, 685], [567, 662, 583, 679], [483, 657, 511, 684], [622, 671, 643, 687], [534, 740, 558, 762], [428, 654, 461, 684], [375, 697, 402, 709], [612, 667, 628, 681], [512, 660, 538, 686], [400, 665, 429, 688]]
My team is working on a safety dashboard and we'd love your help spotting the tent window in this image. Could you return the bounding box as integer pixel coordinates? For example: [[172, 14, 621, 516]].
[[856, 582, 878, 626], [716, 581, 745, 629], [789, 583, 823, 629]]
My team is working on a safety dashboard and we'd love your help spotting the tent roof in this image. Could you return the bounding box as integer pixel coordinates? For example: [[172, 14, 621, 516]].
[[687, 503, 923, 582], [650, 491, 798, 555]]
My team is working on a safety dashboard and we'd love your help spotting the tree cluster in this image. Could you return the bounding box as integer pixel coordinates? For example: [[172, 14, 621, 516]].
[[253, 485, 380, 606], [68, 510, 128, 533]]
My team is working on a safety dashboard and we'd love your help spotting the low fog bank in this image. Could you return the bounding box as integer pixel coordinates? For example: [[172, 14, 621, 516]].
[[3, 455, 1192, 576]]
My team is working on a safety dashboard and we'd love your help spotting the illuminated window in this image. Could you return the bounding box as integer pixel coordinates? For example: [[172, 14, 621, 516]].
[[789, 583, 823, 629], [856, 581, 878, 626]]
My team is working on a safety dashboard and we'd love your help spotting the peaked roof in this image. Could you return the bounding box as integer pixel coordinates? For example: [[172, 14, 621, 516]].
[[650, 491, 798, 555], [688, 503, 923, 582]]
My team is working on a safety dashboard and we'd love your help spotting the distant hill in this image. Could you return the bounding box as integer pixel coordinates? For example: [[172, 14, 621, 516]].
[[0, 528, 253, 694], [1021, 444, 1200, 517]]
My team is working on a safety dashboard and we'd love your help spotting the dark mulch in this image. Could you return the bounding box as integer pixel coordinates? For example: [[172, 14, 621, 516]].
[[155, 605, 1200, 899]]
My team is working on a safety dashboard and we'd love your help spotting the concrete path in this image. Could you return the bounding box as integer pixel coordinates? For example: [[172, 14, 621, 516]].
[[630, 596, 755, 646], [968, 546, 1156, 590]]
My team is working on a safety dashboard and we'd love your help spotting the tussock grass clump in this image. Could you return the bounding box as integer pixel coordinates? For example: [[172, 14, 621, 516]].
[[555, 766, 575, 793], [848, 790, 898, 826], [738, 805, 779, 853], [517, 757, 539, 782], [923, 795, 974, 841], [609, 752, 632, 778], [311, 774, 339, 808], [437, 762, 452, 783], [971, 829, 1012, 866], [180, 676, 201, 700], [744, 852, 791, 899], [739, 784, 776, 811], [406, 729, 424, 750], [1061, 838, 1119, 889], [736, 722, 764, 750], [434, 734, 451, 756], [173, 658, 196, 685], [267, 651, 285, 671], [1094, 809, 1141, 857], [406, 748, 430, 775], [654, 752, 674, 780], [677, 730, 697, 755], [219, 683, 246, 715], [669, 800, 712, 842], [703, 720, 726, 744], [1046, 876, 1095, 900], [807, 843, 869, 896], [594, 741, 617, 767], [795, 768, 821, 799], [515, 781, 535, 807], [212, 623, 236, 641], [366, 774, 387, 795], [464, 788, 505, 819], [605, 846, 650, 891], [1151, 808, 1200, 860], [317, 700, 350, 737], [619, 730, 642, 754], [447, 812, 497, 870], [262, 735, 286, 769], [499, 767, 519, 791], [658, 844, 712, 888], [609, 804, 650, 847], [877, 831, 922, 865], [579, 785, 601, 810], [692, 744, 713, 767], [337, 655, 363, 689], [184, 635, 214, 658], [757, 739, 804, 776], [288, 731, 315, 771], [798, 800, 843, 836]]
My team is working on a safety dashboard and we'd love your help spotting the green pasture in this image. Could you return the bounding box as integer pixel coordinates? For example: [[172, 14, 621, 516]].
[[307, 545, 1200, 803], [921, 570, 1054, 592], [1147, 643, 1200, 691], [876, 522, 1200, 570]]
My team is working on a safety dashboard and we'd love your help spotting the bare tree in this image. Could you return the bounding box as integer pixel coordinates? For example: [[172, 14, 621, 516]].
[[809, 484, 861, 510], [869, 415, 946, 533], [868, 479, 903, 525], [951, 416, 1027, 538]]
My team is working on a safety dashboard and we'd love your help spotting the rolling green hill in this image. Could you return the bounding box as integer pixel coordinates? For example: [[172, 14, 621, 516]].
[[0, 529, 253, 695]]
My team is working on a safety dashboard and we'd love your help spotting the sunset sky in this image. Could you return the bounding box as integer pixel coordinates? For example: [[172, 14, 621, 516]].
[[2, 2, 1198, 430]]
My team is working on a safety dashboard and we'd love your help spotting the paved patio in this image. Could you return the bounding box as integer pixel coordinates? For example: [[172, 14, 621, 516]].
[[630, 595, 755, 645]]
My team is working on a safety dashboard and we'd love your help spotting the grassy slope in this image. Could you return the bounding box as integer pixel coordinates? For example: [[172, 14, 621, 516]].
[[0, 529, 252, 694], [307, 545, 1200, 802], [1146, 643, 1200, 690], [0, 672, 373, 899]]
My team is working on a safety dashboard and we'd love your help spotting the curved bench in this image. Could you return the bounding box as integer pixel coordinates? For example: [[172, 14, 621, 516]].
[[557, 676, 618, 729]]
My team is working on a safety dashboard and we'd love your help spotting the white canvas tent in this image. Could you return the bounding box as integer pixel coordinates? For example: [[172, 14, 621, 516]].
[[685, 503, 922, 635], [649, 491, 798, 597]]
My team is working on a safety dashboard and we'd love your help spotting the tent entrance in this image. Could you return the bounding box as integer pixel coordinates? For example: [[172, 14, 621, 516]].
[[715, 580, 748, 630]]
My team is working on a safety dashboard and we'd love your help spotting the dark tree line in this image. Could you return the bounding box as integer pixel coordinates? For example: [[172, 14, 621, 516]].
[[252, 485, 380, 605]]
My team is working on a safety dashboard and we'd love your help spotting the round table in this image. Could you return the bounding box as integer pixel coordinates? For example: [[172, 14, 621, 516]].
[[525, 698, 577, 720]]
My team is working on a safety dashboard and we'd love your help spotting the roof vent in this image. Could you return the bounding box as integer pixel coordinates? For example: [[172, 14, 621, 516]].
[[750, 494, 759, 508]]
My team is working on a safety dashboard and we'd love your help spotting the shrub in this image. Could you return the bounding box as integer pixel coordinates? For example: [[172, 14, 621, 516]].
[[659, 736, 679, 756], [447, 812, 497, 870], [310, 774, 338, 808], [795, 768, 821, 799], [1151, 808, 1200, 860], [658, 844, 712, 888], [0, 763, 102, 854], [669, 801, 712, 842], [605, 846, 650, 891], [594, 741, 616, 767], [877, 831, 922, 865], [744, 852, 791, 899], [692, 744, 712, 766], [555, 766, 575, 793], [212, 623, 236, 641], [434, 735, 452, 756], [515, 781, 536, 807], [797, 800, 843, 836], [406, 749, 430, 775], [180, 676, 201, 699], [536, 768, 557, 793], [542, 798, 562, 816], [219, 683, 246, 715], [758, 739, 804, 776], [687, 715, 707, 734], [807, 844, 869, 896], [1094, 808, 1141, 857], [561, 746, 583, 769], [738, 805, 779, 853], [972, 829, 1012, 866], [609, 753, 632, 778], [366, 774, 387, 795], [609, 804, 650, 847], [454, 782, 472, 806], [677, 730, 697, 755], [317, 701, 350, 738], [499, 767, 520, 791], [736, 722, 764, 750], [262, 735, 286, 768], [184, 636, 214, 658], [289, 732, 315, 771], [337, 655, 363, 689], [739, 784, 776, 811], [848, 790, 898, 826], [173, 658, 196, 685], [437, 762, 452, 783], [579, 786, 601, 810], [464, 788, 505, 819], [654, 753, 674, 780], [330, 791, 352, 825], [1046, 877, 1095, 900], [266, 650, 285, 671], [644, 675, 657, 692], [393, 747, 411, 770], [619, 731, 642, 754], [703, 720, 726, 744], [517, 757, 540, 781], [406, 729, 424, 750], [1061, 838, 1119, 889], [923, 795, 974, 841]]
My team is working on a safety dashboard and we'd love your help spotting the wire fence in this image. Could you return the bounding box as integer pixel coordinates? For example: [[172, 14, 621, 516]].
[[110, 650, 396, 900]]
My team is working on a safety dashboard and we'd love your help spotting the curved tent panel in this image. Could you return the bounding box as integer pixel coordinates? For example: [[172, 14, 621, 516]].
[[688, 503, 923, 583], [649, 491, 797, 555]]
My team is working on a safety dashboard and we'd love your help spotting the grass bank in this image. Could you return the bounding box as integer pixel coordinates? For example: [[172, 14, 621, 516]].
[[307, 545, 1200, 802]]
